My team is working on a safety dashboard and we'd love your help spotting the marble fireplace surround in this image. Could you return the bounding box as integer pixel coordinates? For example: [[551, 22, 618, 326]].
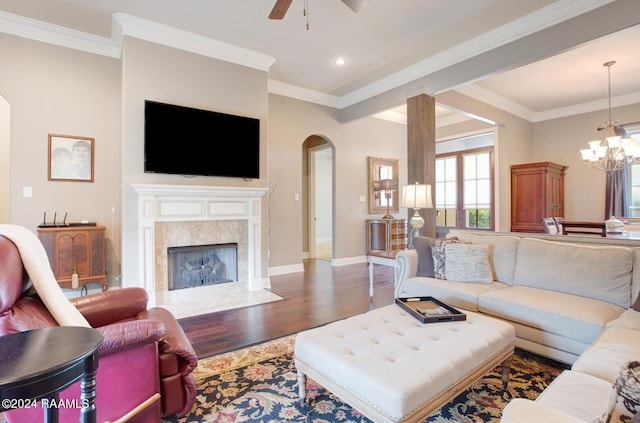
[[132, 184, 268, 308]]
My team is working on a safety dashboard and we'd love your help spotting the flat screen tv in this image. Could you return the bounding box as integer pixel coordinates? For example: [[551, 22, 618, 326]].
[[144, 100, 260, 179]]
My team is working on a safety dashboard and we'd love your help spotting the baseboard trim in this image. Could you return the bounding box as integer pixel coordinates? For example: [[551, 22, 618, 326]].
[[331, 255, 367, 266], [269, 263, 305, 276], [268, 256, 368, 275]]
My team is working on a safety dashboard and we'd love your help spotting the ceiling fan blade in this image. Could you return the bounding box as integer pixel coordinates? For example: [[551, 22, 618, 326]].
[[340, 0, 369, 12], [269, 0, 294, 19]]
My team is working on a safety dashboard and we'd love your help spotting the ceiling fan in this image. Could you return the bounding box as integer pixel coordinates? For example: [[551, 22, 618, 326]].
[[269, 0, 368, 20]]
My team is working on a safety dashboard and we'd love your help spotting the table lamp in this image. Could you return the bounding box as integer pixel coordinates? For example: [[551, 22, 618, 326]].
[[401, 182, 433, 247], [379, 178, 397, 219]]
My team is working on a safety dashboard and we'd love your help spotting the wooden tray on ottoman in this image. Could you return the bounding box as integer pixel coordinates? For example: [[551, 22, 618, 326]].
[[395, 296, 466, 323]]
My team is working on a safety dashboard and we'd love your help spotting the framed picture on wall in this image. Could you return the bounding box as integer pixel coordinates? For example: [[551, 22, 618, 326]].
[[48, 134, 95, 182]]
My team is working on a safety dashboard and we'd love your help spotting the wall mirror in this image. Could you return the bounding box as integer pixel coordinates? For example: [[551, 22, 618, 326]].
[[368, 157, 399, 216]]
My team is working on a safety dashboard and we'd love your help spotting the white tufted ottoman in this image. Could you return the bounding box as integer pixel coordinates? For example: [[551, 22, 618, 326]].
[[294, 304, 515, 423]]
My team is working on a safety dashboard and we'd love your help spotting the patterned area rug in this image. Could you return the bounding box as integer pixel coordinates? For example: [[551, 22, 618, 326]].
[[163, 335, 569, 423]]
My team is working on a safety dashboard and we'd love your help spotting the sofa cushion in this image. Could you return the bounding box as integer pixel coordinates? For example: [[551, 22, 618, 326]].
[[452, 233, 519, 285], [513, 238, 633, 308], [573, 327, 640, 384], [593, 361, 640, 423], [398, 277, 508, 312], [607, 308, 640, 331], [478, 286, 624, 345], [429, 238, 461, 279], [535, 370, 612, 422], [631, 247, 640, 310], [633, 291, 640, 311], [444, 243, 493, 283], [413, 236, 435, 277]]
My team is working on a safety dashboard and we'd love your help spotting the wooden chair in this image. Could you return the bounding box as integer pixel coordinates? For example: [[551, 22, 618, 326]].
[[553, 217, 564, 234], [541, 218, 559, 234]]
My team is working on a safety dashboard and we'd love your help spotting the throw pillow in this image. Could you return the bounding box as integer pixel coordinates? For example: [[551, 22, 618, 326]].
[[429, 238, 460, 279], [414, 237, 435, 277], [632, 294, 640, 312], [593, 360, 640, 423], [444, 243, 494, 283]]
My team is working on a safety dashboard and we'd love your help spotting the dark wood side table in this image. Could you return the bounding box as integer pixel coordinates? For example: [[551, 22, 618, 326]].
[[37, 226, 108, 291], [0, 326, 103, 423]]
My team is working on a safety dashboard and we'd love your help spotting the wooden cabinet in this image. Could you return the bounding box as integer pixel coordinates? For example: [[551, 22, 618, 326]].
[[37, 226, 108, 291], [511, 162, 567, 233], [366, 219, 408, 253]]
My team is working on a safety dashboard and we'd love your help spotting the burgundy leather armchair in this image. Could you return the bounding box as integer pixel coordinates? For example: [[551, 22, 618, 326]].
[[0, 233, 197, 421]]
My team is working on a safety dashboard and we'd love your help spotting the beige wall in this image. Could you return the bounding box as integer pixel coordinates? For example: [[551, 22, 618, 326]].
[[533, 103, 640, 221], [267, 94, 408, 269], [0, 33, 122, 285], [0, 95, 9, 223], [119, 37, 269, 288]]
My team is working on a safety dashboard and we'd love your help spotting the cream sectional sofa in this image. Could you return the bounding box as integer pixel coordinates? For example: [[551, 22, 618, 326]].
[[395, 229, 640, 422]]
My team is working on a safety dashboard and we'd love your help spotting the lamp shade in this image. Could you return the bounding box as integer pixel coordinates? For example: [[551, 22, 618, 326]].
[[401, 183, 433, 209], [379, 179, 397, 191]]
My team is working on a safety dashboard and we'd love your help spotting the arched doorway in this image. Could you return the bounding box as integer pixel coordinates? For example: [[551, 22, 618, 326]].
[[0, 95, 10, 223], [302, 136, 334, 261]]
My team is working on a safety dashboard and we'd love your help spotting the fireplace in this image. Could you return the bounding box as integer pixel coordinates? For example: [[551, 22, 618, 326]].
[[168, 243, 238, 290], [132, 184, 269, 308]]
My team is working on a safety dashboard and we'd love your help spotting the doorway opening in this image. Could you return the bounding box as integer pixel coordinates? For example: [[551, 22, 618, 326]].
[[303, 136, 334, 261]]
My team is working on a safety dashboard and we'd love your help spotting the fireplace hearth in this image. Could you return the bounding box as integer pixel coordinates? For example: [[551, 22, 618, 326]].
[[168, 243, 238, 290]]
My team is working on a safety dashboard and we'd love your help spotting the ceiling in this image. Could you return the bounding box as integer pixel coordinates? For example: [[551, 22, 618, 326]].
[[1, 0, 639, 126]]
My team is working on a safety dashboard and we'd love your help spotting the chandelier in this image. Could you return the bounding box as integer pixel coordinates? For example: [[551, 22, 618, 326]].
[[579, 61, 638, 173]]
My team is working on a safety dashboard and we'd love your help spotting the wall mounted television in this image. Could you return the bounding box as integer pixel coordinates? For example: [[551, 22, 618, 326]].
[[144, 100, 260, 179]]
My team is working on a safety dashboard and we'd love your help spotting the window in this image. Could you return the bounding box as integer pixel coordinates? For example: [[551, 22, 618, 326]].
[[625, 124, 640, 216], [435, 132, 494, 231]]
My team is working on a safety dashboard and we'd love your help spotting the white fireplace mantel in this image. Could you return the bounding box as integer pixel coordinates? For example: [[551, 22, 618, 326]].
[[132, 184, 268, 301]]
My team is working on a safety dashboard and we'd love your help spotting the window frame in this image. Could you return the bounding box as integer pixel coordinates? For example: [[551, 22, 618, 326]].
[[435, 146, 495, 234]]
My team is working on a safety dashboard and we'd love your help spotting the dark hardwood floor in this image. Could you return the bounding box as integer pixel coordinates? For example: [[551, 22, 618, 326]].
[[178, 259, 397, 358]]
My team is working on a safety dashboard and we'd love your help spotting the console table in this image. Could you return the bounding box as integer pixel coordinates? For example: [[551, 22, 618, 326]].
[[366, 219, 408, 253], [0, 326, 103, 423], [367, 250, 401, 297]]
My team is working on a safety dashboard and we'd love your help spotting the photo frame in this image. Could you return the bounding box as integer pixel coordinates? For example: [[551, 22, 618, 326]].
[[48, 134, 95, 182]]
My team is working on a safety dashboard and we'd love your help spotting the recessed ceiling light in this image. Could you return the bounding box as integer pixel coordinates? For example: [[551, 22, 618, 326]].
[[333, 57, 348, 66]]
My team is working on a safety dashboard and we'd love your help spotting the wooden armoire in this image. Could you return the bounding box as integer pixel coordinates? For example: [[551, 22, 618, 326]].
[[511, 162, 568, 233]]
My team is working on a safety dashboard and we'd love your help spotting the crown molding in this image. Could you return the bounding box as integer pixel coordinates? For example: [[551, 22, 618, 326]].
[[112, 14, 275, 72], [455, 84, 536, 122], [0, 11, 119, 57], [533, 91, 640, 122], [268, 80, 341, 108], [0, 11, 275, 72]]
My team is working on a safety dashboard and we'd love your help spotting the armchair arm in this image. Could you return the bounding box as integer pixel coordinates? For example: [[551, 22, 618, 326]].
[[138, 307, 198, 375], [395, 249, 418, 298], [95, 319, 165, 356], [71, 287, 149, 327]]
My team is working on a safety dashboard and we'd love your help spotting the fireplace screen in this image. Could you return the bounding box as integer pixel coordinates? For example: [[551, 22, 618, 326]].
[[167, 243, 238, 290]]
